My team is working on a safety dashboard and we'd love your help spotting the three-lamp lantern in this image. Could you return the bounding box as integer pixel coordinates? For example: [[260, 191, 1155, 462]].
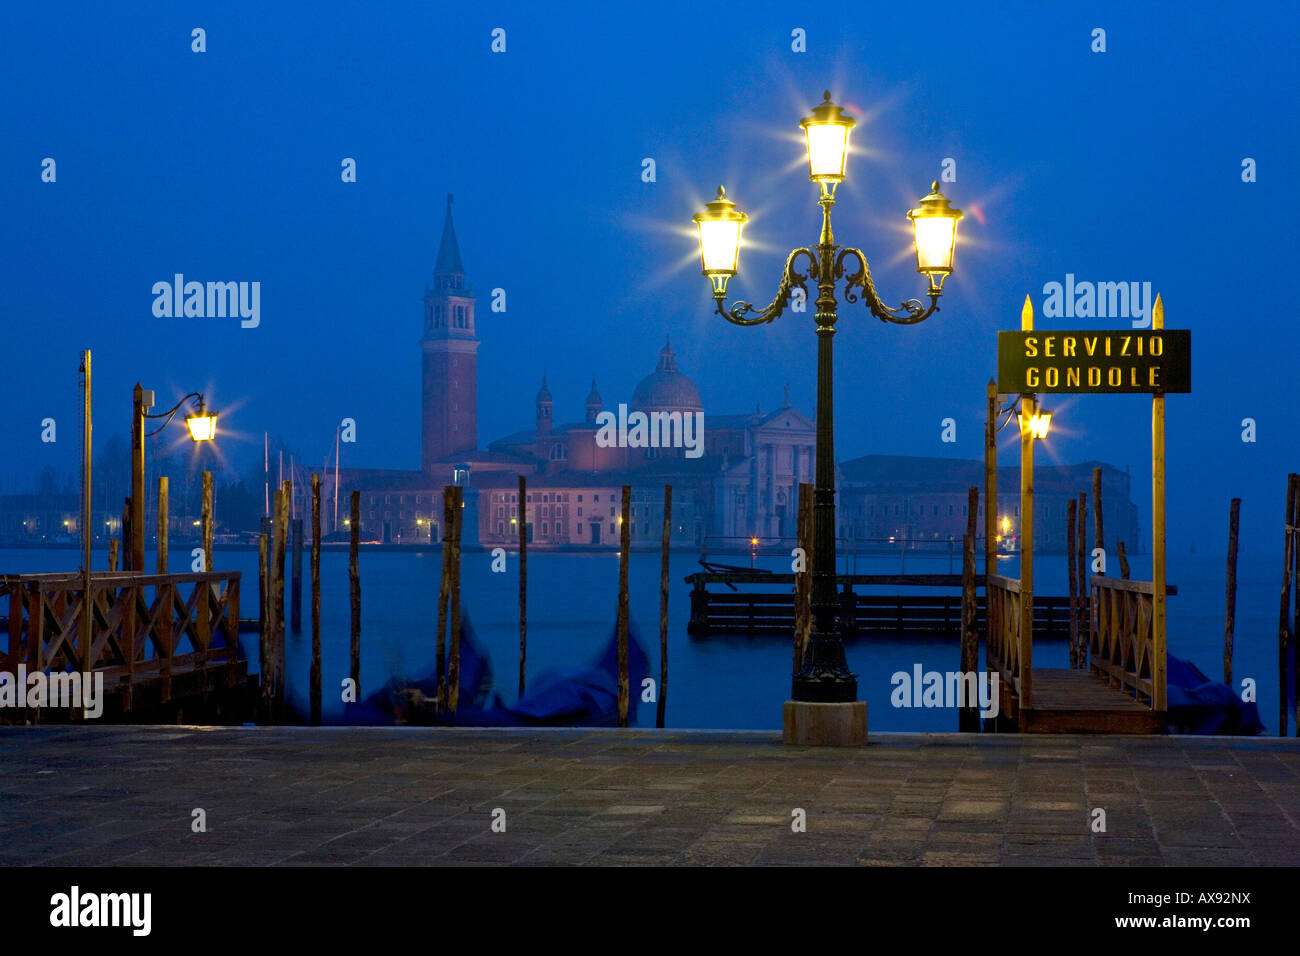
[[693, 92, 962, 298]]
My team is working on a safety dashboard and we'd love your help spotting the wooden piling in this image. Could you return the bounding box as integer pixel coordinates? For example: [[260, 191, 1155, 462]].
[[156, 476, 169, 574], [984, 380, 998, 657], [1092, 466, 1105, 557], [258, 530, 269, 721], [1077, 491, 1089, 667], [202, 470, 213, 571], [448, 486, 463, 713], [349, 490, 361, 701], [121, 499, 132, 572], [1293, 483, 1300, 738], [1224, 497, 1240, 686], [617, 485, 631, 728], [1280, 473, 1298, 736], [108, 537, 119, 573], [310, 475, 322, 725], [291, 517, 303, 634], [658, 485, 672, 729], [1067, 498, 1078, 669], [1117, 541, 1131, 580], [959, 532, 978, 731], [271, 482, 289, 721], [518, 475, 527, 696], [436, 486, 452, 709], [794, 482, 813, 674]]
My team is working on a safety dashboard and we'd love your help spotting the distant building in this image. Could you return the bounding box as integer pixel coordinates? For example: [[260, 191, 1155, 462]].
[[838, 455, 1141, 554], [303, 196, 1139, 554]]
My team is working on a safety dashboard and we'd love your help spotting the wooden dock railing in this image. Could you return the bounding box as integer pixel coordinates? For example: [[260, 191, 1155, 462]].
[[986, 574, 1029, 709], [2, 571, 243, 714], [1089, 575, 1166, 710]]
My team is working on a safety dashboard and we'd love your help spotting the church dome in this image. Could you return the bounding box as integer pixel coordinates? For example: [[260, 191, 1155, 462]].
[[632, 337, 702, 413]]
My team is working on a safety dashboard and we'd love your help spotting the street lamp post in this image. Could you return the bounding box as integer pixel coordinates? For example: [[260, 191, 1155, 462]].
[[130, 384, 218, 571], [692, 91, 962, 725]]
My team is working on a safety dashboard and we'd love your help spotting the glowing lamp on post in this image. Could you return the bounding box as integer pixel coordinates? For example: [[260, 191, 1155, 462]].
[[1018, 407, 1053, 440], [907, 182, 963, 292], [800, 91, 855, 186], [185, 399, 217, 442], [693, 186, 748, 299]]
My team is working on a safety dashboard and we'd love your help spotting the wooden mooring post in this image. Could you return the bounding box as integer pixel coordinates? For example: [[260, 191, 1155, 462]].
[[959, 485, 979, 732], [157, 476, 168, 574], [1076, 491, 1088, 668], [349, 490, 361, 702], [1118, 541, 1131, 580], [291, 517, 303, 634], [436, 486, 452, 709], [121, 499, 131, 571], [617, 485, 631, 728], [1092, 466, 1105, 560], [202, 471, 213, 571], [1224, 497, 1240, 686], [271, 482, 289, 721], [447, 486, 463, 713], [1067, 498, 1078, 669], [518, 474, 527, 696], [258, 526, 270, 721], [108, 538, 119, 572], [1280, 474, 1298, 736], [657, 484, 672, 729], [310, 475, 322, 725]]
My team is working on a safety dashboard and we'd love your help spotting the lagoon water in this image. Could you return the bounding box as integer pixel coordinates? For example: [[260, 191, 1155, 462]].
[[1, 546, 1286, 732]]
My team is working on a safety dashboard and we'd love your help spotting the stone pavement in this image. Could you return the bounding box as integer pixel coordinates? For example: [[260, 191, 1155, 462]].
[[1, 726, 1298, 866]]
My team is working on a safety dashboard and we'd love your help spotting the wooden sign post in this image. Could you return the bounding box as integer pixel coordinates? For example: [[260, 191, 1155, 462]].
[[997, 292, 1185, 717]]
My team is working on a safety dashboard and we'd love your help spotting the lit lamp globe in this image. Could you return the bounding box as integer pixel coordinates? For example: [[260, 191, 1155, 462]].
[[186, 402, 218, 442], [800, 91, 855, 185], [1018, 407, 1053, 440], [907, 182, 964, 288], [693, 186, 748, 298]]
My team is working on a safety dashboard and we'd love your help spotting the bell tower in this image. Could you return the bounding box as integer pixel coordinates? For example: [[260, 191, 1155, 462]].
[[421, 194, 478, 472]]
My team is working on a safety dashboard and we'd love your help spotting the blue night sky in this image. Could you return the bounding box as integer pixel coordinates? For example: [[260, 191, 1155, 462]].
[[1, 0, 1296, 549]]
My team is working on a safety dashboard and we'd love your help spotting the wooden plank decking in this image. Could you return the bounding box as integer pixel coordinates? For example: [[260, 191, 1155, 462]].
[[1018, 668, 1164, 734]]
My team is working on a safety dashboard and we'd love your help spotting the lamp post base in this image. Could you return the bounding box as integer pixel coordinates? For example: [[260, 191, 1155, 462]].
[[782, 700, 867, 747]]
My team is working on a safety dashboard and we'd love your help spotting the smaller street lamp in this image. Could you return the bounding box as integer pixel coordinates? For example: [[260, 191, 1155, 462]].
[[1017, 404, 1053, 440]]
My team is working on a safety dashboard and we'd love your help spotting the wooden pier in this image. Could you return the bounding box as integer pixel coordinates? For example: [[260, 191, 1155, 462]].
[[686, 572, 1081, 639], [2, 570, 249, 722]]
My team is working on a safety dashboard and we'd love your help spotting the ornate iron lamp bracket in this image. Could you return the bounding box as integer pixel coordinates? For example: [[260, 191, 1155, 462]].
[[836, 247, 940, 325], [716, 247, 817, 326]]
